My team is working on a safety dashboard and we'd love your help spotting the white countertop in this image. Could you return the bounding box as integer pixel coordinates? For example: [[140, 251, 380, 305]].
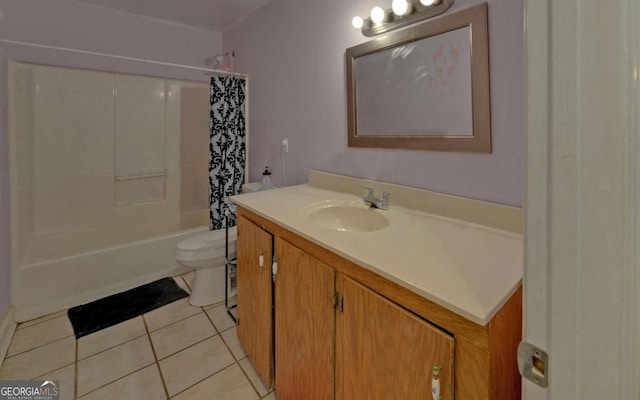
[[231, 183, 523, 326]]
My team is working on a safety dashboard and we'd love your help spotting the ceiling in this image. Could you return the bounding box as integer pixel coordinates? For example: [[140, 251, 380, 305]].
[[77, 0, 272, 31]]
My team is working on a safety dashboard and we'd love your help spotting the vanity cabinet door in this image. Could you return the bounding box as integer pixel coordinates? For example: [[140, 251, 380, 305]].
[[274, 238, 335, 400], [335, 274, 455, 400], [237, 216, 274, 387]]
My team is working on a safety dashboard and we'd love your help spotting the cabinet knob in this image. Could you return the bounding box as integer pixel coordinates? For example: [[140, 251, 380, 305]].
[[259, 250, 265, 272], [431, 363, 442, 400], [272, 256, 279, 282]]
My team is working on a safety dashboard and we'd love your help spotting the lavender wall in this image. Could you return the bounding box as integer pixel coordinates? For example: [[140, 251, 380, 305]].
[[0, 0, 222, 80], [0, 0, 222, 323], [224, 0, 524, 206], [0, 50, 9, 323]]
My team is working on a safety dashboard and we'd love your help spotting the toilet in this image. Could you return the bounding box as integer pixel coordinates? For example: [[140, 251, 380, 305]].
[[176, 226, 237, 306], [175, 181, 273, 306]]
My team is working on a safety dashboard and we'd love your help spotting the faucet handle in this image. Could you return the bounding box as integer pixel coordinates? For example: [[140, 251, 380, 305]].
[[363, 186, 375, 198], [381, 192, 390, 207]]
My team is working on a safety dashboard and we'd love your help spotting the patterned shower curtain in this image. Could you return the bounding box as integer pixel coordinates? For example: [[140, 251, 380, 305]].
[[209, 76, 246, 230]]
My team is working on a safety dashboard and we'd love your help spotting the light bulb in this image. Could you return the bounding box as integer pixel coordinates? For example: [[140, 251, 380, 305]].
[[420, 0, 439, 6], [352, 16, 364, 29], [370, 6, 386, 24], [392, 0, 410, 16]]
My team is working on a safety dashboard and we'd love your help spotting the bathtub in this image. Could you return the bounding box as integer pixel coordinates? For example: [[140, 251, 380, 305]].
[[12, 226, 211, 322]]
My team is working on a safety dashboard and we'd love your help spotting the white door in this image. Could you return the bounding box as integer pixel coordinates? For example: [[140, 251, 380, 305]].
[[524, 0, 640, 399]]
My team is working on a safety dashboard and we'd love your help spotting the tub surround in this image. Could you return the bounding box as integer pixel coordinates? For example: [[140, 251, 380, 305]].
[[11, 227, 200, 322], [8, 63, 214, 322], [232, 170, 523, 325]]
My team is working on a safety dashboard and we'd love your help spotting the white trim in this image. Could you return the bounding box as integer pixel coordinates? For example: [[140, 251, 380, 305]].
[[525, 0, 638, 398], [623, 0, 640, 396], [7, 62, 19, 332], [523, 0, 551, 397], [0, 307, 17, 367]]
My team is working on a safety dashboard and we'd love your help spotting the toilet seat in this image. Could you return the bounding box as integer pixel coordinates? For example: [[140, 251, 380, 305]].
[[176, 227, 237, 262]]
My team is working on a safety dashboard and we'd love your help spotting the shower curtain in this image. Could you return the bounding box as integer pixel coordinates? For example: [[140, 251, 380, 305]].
[[209, 75, 246, 230]]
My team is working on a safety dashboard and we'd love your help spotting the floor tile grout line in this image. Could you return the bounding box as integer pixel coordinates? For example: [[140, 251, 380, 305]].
[[153, 330, 225, 363], [177, 309, 264, 397], [154, 333, 218, 363], [23, 361, 75, 382], [75, 318, 160, 396], [203, 305, 267, 399], [201, 295, 230, 311], [7, 316, 74, 358], [75, 361, 157, 398], [77, 328, 147, 362], [143, 315, 171, 400], [145, 304, 204, 333], [202, 307, 225, 336], [169, 361, 238, 399], [218, 330, 243, 363], [16, 311, 68, 331], [202, 308, 239, 363], [6, 333, 76, 360], [75, 301, 206, 360], [202, 306, 236, 336], [236, 357, 267, 399], [207, 314, 262, 399], [6, 288, 245, 397], [180, 275, 193, 291], [146, 308, 207, 334]]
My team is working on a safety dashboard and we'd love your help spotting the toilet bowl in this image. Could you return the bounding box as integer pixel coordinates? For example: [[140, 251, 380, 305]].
[[176, 226, 237, 306]]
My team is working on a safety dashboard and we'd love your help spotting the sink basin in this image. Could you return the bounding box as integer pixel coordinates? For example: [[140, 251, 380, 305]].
[[307, 204, 389, 232]]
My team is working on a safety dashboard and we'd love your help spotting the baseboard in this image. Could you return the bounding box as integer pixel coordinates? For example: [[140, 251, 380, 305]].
[[0, 306, 17, 367]]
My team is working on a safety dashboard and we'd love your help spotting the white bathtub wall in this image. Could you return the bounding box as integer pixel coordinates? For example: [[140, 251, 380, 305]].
[[180, 85, 211, 229], [31, 64, 116, 242], [8, 65, 35, 264], [115, 74, 166, 180], [9, 63, 212, 320], [18, 63, 183, 262]]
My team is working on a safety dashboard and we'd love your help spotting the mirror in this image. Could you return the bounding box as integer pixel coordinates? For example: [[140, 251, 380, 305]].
[[346, 3, 491, 152]]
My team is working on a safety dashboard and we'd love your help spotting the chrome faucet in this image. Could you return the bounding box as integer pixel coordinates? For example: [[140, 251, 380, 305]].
[[363, 187, 390, 210]]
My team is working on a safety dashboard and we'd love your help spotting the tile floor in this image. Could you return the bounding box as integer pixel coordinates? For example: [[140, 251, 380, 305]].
[[0, 273, 276, 400]]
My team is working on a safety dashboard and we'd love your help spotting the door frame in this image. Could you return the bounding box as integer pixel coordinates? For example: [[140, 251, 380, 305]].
[[524, 0, 640, 398]]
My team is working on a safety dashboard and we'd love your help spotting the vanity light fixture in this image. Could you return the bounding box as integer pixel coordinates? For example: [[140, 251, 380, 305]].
[[391, 0, 412, 17], [370, 6, 387, 24], [352, 0, 453, 37]]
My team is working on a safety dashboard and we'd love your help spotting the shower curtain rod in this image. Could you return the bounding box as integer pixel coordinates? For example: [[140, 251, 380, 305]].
[[0, 39, 248, 78]]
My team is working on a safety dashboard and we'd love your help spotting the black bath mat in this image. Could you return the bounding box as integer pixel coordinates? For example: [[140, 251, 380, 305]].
[[67, 277, 188, 339]]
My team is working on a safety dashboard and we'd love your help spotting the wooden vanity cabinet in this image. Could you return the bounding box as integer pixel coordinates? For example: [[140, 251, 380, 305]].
[[274, 238, 335, 400], [274, 238, 454, 400], [336, 274, 455, 400], [236, 207, 522, 400], [236, 215, 274, 387]]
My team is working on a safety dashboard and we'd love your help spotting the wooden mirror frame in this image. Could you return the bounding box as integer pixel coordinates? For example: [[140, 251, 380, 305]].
[[346, 3, 491, 153]]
